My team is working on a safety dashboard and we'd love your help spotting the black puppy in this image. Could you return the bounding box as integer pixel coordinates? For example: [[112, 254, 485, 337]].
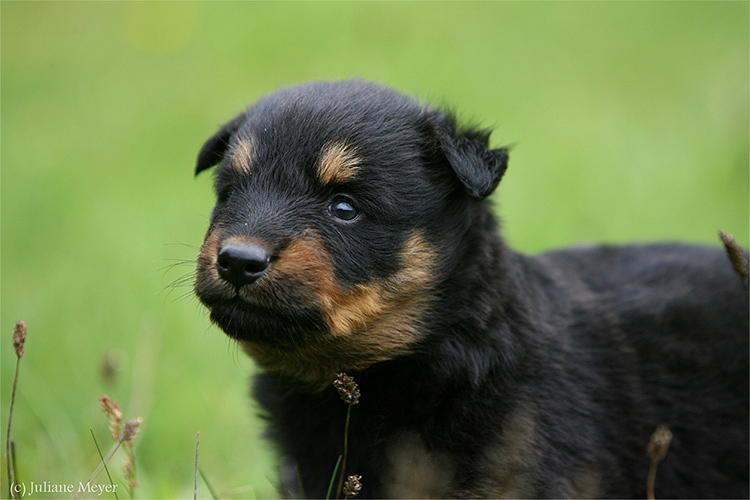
[[194, 80, 748, 498]]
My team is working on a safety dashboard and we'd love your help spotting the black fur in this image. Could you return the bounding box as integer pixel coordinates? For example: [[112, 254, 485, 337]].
[[194, 80, 749, 498]]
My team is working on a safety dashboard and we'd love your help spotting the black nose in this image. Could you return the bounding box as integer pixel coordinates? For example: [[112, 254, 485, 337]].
[[216, 241, 270, 287]]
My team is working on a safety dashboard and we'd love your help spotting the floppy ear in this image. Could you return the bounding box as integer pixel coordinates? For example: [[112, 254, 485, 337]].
[[195, 113, 247, 176], [436, 124, 509, 199]]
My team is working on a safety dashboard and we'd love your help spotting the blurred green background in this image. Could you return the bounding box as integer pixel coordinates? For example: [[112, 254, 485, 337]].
[[2, 2, 747, 498]]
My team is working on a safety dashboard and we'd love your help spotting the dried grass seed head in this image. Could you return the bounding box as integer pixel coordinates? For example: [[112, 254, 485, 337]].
[[13, 320, 27, 358], [647, 424, 673, 463], [343, 474, 362, 497], [334, 373, 361, 405], [100, 395, 123, 439], [720, 230, 749, 279], [122, 417, 143, 443]]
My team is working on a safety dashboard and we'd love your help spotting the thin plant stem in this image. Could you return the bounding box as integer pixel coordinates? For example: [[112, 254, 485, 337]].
[[194, 432, 200, 500], [124, 447, 136, 499], [6, 357, 22, 499], [646, 460, 658, 500], [335, 404, 352, 499], [199, 468, 219, 500], [90, 430, 119, 500], [76, 436, 125, 499], [10, 441, 18, 494]]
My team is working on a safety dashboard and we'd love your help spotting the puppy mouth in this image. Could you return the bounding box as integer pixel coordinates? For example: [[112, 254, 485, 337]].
[[199, 294, 324, 345], [194, 251, 328, 345]]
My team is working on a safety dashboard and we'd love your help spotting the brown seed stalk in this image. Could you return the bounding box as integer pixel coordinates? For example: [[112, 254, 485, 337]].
[[78, 404, 143, 499], [334, 373, 360, 499], [7, 320, 28, 499]]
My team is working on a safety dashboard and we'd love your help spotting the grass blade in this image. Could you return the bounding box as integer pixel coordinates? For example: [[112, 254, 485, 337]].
[[326, 455, 342, 500], [199, 468, 219, 500], [90, 429, 119, 500]]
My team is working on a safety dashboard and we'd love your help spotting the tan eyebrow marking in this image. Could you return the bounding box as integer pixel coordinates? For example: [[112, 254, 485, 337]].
[[317, 141, 362, 184], [228, 134, 255, 175]]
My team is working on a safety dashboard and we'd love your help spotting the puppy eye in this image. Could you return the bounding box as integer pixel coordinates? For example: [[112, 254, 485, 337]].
[[328, 197, 359, 221]]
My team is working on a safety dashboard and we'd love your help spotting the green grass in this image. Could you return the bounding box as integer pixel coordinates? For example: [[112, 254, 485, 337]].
[[2, 2, 747, 498]]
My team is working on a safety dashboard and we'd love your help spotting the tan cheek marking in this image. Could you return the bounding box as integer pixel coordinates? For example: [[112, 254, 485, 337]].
[[324, 231, 436, 338], [229, 134, 255, 175], [318, 141, 361, 184], [394, 230, 440, 289], [315, 230, 438, 380], [272, 233, 338, 293], [324, 285, 384, 337]]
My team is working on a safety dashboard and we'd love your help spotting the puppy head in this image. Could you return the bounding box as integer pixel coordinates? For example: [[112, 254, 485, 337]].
[[194, 80, 508, 387]]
